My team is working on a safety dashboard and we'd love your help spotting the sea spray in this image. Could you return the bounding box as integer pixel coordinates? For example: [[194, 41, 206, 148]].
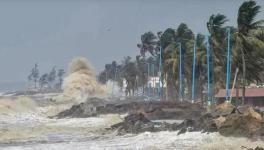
[[0, 96, 37, 116], [62, 57, 107, 103]]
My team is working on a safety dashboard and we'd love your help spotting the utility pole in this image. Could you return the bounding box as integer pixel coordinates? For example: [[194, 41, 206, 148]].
[[178, 43, 183, 102], [225, 28, 231, 102], [152, 63, 155, 96], [206, 36, 212, 106], [158, 46, 162, 100], [192, 36, 197, 103], [147, 63, 150, 97]]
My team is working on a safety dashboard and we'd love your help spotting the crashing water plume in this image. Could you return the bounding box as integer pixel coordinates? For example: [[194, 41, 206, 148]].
[[62, 57, 107, 103]]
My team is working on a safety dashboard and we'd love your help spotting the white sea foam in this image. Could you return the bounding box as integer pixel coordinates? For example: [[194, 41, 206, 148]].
[[1, 131, 264, 150]]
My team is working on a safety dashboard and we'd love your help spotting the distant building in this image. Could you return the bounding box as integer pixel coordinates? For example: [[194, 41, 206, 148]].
[[214, 88, 264, 107], [147, 76, 166, 88]]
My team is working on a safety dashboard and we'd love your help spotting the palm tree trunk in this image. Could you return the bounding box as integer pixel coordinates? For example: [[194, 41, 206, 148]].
[[161, 74, 164, 100], [230, 68, 239, 102], [34, 79, 37, 89], [241, 50, 246, 105], [165, 73, 169, 100]]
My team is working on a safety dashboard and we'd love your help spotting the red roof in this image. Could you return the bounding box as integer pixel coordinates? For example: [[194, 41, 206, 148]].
[[215, 88, 264, 98]]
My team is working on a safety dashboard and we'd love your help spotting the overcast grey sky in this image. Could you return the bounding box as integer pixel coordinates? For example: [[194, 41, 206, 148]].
[[0, 0, 263, 85]]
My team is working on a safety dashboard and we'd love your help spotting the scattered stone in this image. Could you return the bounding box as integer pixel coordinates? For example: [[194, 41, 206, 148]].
[[111, 112, 179, 135], [55, 97, 264, 138], [214, 116, 226, 129], [111, 102, 264, 138], [218, 108, 264, 137], [248, 146, 264, 150], [55, 97, 106, 118], [202, 103, 264, 137], [237, 105, 251, 114], [209, 103, 236, 118], [254, 147, 264, 150]]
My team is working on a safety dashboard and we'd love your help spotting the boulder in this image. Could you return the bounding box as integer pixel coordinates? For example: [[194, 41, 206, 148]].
[[55, 97, 105, 118], [248, 146, 264, 150], [111, 112, 179, 134], [209, 102, 236, 118], [237, 105, 251, 114], [214, 116, 226, 129], [218, 107, 264, 137]]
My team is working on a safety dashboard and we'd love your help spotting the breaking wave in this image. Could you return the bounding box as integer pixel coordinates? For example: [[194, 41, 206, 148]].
[[0, 96, 37, 116], [62, 57, 106, 103]]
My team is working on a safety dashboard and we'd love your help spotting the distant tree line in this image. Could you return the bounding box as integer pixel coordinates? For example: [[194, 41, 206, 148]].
[[98, 56, 158, 96], [28, 63, 65, 91]]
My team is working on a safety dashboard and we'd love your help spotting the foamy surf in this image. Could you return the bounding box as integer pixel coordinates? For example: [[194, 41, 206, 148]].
[[0, 93, 263, 150], [1, 131, 263, 150], [0, 57, 262, 150]]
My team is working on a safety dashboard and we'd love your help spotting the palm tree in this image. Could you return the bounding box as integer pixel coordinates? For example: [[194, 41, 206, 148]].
[[207, 14, 228, 45], [207, 14, 228, 97], [159, 28, 177, 100], [121, 56, 137, 97], [163, 42, 179, 100], [161, 24, 194, 100], [192, 34, 206, 103], [137, 32, 158, 56], [176, 23, 194, 100], [233, 0, 264, 104]]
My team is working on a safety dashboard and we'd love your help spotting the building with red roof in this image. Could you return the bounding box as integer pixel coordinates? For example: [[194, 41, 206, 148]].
[[214, 88, 264, 106]]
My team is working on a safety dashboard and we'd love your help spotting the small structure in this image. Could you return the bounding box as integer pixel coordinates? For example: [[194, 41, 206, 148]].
[[214, 88, 264, 107], [147, 76, 166, 88]]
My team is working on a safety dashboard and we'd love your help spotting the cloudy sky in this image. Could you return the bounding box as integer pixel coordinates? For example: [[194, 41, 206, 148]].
[[0, 0, 263, 88]]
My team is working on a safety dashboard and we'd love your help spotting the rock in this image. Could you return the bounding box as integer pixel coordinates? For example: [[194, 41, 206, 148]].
[[218, 107, 264, 137], [214, 102, 233, 110], [124, 113, 150, 124], [248, 147, 264, 150], [111, 112, 180, 134], [214, 116, 226, 129], [111, 113, 153, 134], [177, 128, 187, 135], [177, 119, 196, 129], [237, 105, 251, 114], [254, 147, 264, 150], [54, 97, 105, 118], [244, 107, 262, 121], [209, 103, 236, 118], [191, 104, 264, 137]]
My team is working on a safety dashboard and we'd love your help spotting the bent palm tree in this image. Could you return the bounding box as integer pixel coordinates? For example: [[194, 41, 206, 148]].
[[207, 14, 228, 96], [137, 32, 157, 56], [234, 0, 264, 104]]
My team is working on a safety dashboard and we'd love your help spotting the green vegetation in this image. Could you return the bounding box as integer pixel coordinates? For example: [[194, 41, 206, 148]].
[[99, 0, 264, 103]]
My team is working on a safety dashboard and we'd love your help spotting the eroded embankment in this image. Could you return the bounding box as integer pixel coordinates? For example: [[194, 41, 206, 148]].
[[55, 96, 264, 138], [55, 98, 203, 119], [111, 102, 264, 139]]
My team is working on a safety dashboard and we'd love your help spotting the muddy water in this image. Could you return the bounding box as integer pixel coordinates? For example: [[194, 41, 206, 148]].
[[0, 95, 263, 150]]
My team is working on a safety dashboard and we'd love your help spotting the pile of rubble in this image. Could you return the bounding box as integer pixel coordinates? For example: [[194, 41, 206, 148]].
[[55, 97, 106, 118], [110, 112, 181, 135], [202, 103, 264, 137], [247, 146, 264, 150], [111, 102, 264, 138], [54, 97, 264, 138]]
